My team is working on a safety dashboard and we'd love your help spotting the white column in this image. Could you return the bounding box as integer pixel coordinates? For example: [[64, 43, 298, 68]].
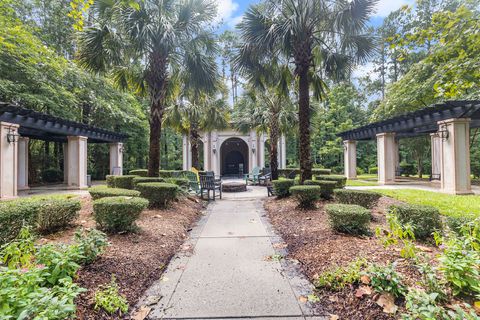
[[109, 142, 123, 175], [182, 135, 188, 171], [377, 132, 396, 185], [280, 134, 287, 169], [343, 140, 357, 179], [438, 118, 472, 194], [0, 122, 19, 198], [67, 136, 88, 189], [17, 137, 29, 190], [211, 131, 220, 174], [202, 133, 210, 171], [430, 133, 441, 180], [249, 130, 258, 169], [259, 133, 266, 168]]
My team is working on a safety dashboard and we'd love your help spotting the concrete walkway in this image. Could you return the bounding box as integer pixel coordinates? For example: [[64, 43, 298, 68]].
[[139, 187, 322, 320]]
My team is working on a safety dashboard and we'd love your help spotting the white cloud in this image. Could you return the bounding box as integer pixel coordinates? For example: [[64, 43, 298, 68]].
[[353, 62, 375, 80], [374, 0, 415, 17], [214, 0, 239, 23]]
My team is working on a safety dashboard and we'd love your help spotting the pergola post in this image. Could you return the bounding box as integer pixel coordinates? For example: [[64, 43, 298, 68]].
[[66, 136, 88, 189], [376, 132, 396, 185], [438, 118, 472, 194], [343, 140, 357, 179], [109, 142, 123, 175], [430, 133, 442, 181], [0, 122, 19, 198], [17, 137, 29, 190]]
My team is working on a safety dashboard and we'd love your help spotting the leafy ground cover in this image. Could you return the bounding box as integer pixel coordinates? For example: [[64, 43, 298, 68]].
[[372, 189, 480, 218]]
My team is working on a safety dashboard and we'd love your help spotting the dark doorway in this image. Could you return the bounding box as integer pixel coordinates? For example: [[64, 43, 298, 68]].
[[220, 138, 249, 176]]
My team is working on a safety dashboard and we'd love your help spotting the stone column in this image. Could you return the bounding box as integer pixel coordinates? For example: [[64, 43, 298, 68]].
[[67, 136, 88, 189], [17, 137, 29, 190], [280, 134, 287, 169], [0, 122, 19, 198], [109, 142, 123, 175], [343, 140, 357, 179], [211, 131, 219, 174], [430, 133, 442, 180], [259, 133, 266, 168], [377, 132, 396, 185], [438, 118, 472, 194], [249, 130, 258, 169]]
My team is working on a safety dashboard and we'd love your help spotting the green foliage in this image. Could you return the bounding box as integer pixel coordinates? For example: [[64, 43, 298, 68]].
[[376, 212, 418, 259], [1, 227, 36, 268], [72, 228, 109, 265], [36, 198, 81, 234], [315, 258, 367, 291], [111, 175, 137, 190], [315, 175, 347, 188], [167, 178, 190, 190], [106, 175, 116, 188], [325, 204, 371, 235], [333, 189, 381, 209], [368, 167, 378, 174], [0, 201, 40, 245], [94, 275, 129, 315], [390, 203, 442, 240], [402, 289, 446, 320], [132, 177, 165, 188], [289, 185, 321, 209], [88, 186, 141, 200], [135, 183, 179, 208], [158, 170, 185, 178], [364, 263, 406, 297], [93, 196, 149, 232], [304, 180, 337, 199], [129, 169, 148, 177], [42, 167, 63, 183], [271, 179, 295, 198]]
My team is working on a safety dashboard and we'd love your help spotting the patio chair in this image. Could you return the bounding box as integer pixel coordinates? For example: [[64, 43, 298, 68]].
[[258, 168, 272, 186], [199, 173, 222, 201], [244, 166, 261, 185]]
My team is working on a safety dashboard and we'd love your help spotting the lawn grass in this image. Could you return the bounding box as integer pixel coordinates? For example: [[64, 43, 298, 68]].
[[373, 189, 480, 218], [356, 174, 378, 181], [346, 179, 378, 186]]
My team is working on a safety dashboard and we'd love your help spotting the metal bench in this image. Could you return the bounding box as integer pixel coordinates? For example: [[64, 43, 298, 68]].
[[199, 173, 222, 201]]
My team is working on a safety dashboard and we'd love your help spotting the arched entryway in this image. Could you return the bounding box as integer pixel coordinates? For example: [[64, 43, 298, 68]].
[[220, 138, 249, 176]]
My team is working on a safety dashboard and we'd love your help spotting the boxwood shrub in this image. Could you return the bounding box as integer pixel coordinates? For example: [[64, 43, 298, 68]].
[[135, 182, 179, 208], [42, 167, 63, 183], [36, 198, 81, 233], [132, 177, 164, 188], [368, 167, 378, 174], [129, 169, 148, 177], [389, 203, 442, 240], [315, 175, 347, 188], [89, 186, 140, 200], [304, 180, 337, 199], [93, 196, 149, 232], [158, 170, 186, 178], [277, 168, 331, 178], [271, 179, 295, 198], [167, 178, 190, 190], [290, 185, 321, 208], [312, 168, 332, 175], [112, 175, 137, 189], [333, 189, 381, 209], [325, 204, 371, 235], [106, 175, 116, 188]]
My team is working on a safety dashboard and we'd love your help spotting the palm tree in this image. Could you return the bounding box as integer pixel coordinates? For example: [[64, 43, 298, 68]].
[[238, 0, 376, 182], [76, 0, 218, 176]]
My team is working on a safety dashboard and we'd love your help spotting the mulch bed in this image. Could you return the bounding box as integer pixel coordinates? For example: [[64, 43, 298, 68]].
[[41, 195, 206, 320], [264, 196, 438, 320]]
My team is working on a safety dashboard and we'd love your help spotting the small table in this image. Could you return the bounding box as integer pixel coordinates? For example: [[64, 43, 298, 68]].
[[222, 181, 247, 192]]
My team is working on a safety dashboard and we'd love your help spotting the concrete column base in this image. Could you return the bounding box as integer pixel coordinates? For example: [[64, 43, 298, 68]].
[[67, 136, 88, 189], [377, 132, 396, 185], [109, 142, 123, 175], [344, 140, 357, 179]]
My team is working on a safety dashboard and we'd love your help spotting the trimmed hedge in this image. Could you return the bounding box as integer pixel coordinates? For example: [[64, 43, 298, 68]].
[[158, 170, 186, 178], [132, 177, 164, 188], [290, 185, 321, 208], [42, 167, 63, 183], [325, 204, 371, 235], [389, 203, 442, 240], [0, 196, 81, 244], [304, 180, 337, 199], [278, 168, 331, 178], [167, 178, 190, 189], [89, 186, 140, 200], [112, 175, 137, 189], [333, 189, 381, 209], [93, 196, 149, 232], [129, 169, 148, 177], [106, 175, 116, 188], [368, 167, 378, 174], [272, 179, 295, 198], [315, 175, 347, 188], [135, 182, 179, 208]]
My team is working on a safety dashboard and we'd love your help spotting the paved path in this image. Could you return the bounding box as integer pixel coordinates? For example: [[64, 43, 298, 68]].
[[139, 187, 323, 320]]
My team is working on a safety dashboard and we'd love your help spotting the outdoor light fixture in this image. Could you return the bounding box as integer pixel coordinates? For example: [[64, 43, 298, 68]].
[[438, 129, 449, 141], [252, 143, 256, 154], [119, 146, 124, 153], [6, 127, 19, 143], [212, 144, 217, 154]]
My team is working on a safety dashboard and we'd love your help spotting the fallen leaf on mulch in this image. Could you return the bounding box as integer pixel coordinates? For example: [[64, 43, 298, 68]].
[[360, 275, 371, 284], [272, 242, 288, 249], [298, 295, 308, 303], [131, 306, 151, 320], [355, 286, 372, 298], [376, 293, 398, 314], [416, 245, 433, 252], [329, 314, 339, 320]]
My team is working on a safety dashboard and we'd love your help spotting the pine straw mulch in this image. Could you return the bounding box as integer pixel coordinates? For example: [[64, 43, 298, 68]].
[[264, 196, 439, 320], [41, 195, 206, 320]]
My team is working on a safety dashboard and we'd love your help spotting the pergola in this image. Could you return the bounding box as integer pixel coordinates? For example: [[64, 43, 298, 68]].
[[338, 100, 480, 194], [0, 102, 127, 199]]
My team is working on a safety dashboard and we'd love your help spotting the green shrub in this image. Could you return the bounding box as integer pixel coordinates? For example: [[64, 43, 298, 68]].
[[445, 215, 476, 234], [368, 167, 378, 174], [305, 180, 337, 199], [112, 175, 137, 189], [42, 167, 63, 183], [0, 201, 40, 245], [333, 189, 381, 209], [72, 228, 109, 265], [400, 162, 415, 176], [167, 178, 190, 189], [93, 196, 148, 232], [315, 174, 347, 188], [271, 179, 295, 198], [106, 175, 116, 187], [364, 263, 406, 297], [315, 258, 367, 291], [389, 204, 442, 240], [158, 170, 184, 178], [277, 169, 300, 178], [135, 182, 179, 208], [290, 185, 321, 208], [312, 168, 331, 175], [132, 177, 164, 188], [357, 167, 365, 175], [36, 198, 81, 234], [88, 186, 140, 200], [129, 169, 148, 177], [94, 276, 128, 315], [325, 204, 371, 235]]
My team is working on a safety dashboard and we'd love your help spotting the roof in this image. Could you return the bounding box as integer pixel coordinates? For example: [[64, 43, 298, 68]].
[[0, 102, 127, 143], [338, 100, 480, 141]]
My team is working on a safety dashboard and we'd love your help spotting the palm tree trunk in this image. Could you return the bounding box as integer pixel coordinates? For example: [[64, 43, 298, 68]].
[[147, 53, 168, 177], [270, 109, 280, 180], [297, 64, 312, 183], [190, 121, 200, 170]]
